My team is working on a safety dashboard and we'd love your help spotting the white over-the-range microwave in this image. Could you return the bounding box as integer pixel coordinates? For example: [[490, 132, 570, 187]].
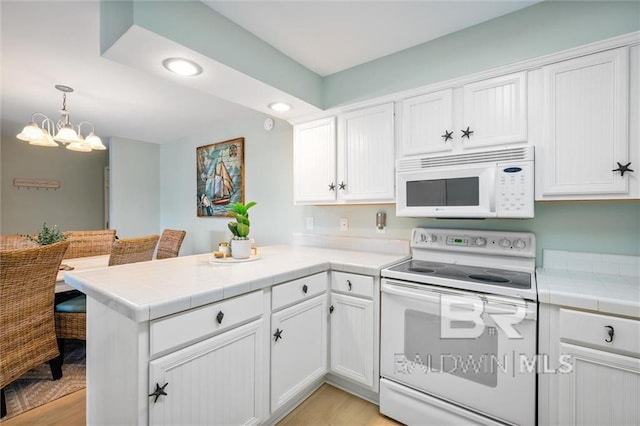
[[396, 146, 534, 218]]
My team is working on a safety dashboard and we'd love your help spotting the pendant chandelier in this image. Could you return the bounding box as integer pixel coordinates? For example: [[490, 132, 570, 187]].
[[16, 85, 106, 152]]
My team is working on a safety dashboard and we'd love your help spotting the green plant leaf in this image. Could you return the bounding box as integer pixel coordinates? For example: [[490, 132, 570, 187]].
[[236, 223, 249, 238]]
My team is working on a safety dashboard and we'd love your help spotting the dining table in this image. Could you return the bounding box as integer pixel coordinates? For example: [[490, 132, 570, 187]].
[[56, 254, 109, 293]]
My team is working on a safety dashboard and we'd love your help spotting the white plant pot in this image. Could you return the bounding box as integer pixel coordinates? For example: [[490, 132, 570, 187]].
[[231, 238, 253, 259]]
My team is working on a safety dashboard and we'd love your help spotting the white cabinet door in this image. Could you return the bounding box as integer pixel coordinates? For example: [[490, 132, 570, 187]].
[[401, 89, 454, 156], [148, 320, 265, 426], [338, 103, 395, 202], [329, 293, 374, 388], [538, 47, 631, 199], [293, 117, 337, 204], [558, 342, 640, 425], [461, 71, 527, 149], [271, 294, 327, 412]]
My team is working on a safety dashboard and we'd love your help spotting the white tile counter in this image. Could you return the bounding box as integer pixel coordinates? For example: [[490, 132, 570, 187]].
[[64, 244, 408, 322], [537, 250, 640, 318]]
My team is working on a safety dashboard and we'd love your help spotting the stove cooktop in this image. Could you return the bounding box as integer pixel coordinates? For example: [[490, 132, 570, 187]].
[[386, 259, 531, 290]]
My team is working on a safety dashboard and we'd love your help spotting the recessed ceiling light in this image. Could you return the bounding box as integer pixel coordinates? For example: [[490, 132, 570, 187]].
[[162, 58, 203, 76], [268, 102, 291, 112]]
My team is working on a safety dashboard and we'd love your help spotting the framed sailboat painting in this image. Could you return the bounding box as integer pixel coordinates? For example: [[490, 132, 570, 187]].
[[196, 137, 245, 217]]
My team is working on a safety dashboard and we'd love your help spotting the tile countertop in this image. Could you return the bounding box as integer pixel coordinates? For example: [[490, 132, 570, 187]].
[[64, 244, 409, 323], [536, 250, 640, 319]]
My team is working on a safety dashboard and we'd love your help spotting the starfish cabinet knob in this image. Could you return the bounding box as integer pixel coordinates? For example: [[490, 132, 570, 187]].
[[461, 127, 474, 139], [441, 130, 453, 142], [338, 182, 346, 190], [328, 183, 336, 191], [612, 162, 633, 177], [273, 328, 283, 342], [149, 382, 169, 403]]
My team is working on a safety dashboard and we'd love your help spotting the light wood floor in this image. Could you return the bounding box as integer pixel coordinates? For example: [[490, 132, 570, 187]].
[[2, 384, 400, 425]]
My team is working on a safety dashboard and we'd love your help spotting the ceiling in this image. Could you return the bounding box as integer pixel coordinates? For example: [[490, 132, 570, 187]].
[[1, 0, 539, 145]]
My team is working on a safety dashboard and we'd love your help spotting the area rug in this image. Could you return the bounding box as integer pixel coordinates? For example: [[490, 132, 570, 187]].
[[1, 340, 85, 421]]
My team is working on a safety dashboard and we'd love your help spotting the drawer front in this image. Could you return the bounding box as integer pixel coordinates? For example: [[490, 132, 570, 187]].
[[272, 272, 328, 311], [150, 290, 263, 356], [331, 271, 374, 299], [559, 308, 640, 355]]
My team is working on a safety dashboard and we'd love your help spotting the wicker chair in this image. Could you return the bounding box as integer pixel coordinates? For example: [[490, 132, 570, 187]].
[[1, 241, 70, 418], [55, 230, 116, 347], [156, 229, 186, 259], [0, 234, 38, 250], [63, 229, 116, 259], [108, 234, 160, 266]]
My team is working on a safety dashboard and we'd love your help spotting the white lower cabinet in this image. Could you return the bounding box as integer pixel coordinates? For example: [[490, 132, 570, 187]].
[[558, 342, 640, 425], [329, 293, 374, 387], [149, 319, 265, 425], [540, 304, 640, 425], [329, 271, 378, 391], [271, 293, 328, 412]]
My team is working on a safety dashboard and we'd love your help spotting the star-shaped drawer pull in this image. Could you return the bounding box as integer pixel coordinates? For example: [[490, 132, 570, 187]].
[[612, 162, 633, 177]]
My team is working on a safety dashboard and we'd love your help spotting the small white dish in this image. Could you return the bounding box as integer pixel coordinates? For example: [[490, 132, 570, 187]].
[[209, 254, 261, 264]]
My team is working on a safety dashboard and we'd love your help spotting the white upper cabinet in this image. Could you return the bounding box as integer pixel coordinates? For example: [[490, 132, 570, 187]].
[[401, 89, 454, 156], [293, 117, 337, 204], [400, 72, 527, 157], [337, 103, 395, 203], [536, 47, 637, 200], [461, 71, 527, 149], [293, 103, 395, 205]]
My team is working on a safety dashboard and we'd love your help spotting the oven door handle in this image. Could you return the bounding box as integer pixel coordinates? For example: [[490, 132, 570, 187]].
[[382, 282, 443, 304], [383, 281, 537, 321]]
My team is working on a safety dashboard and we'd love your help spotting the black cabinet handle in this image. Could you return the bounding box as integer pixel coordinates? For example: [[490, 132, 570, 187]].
[[273, 328, 283, 342], [612, 162, 633, 176], [347, 280, 352, 291], [441, 130, 453, 142], [302, 284, 308, 294], [461, 126, 474, 139], [216, 311, 224, 324], [605, 325, 614, 343], [329, 182, 336, 191], [329, 305, 334, 314], [149, 382, 168, 403]]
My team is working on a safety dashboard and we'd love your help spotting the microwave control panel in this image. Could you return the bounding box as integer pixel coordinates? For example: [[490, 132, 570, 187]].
[[495, 162, 534, 218]]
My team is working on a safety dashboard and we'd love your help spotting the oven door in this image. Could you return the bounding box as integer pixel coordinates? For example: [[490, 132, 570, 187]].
[[396, 164, 496, 218], [381, 279, 536, 425]]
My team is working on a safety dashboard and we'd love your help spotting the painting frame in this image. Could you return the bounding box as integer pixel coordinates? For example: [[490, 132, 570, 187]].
[[196, 137, 245, 217]]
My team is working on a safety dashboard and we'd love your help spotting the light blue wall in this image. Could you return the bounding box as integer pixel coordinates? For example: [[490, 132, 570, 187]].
[[119, 1, 640, 266], [109, 137, 160, 238], [159, 111, 303, 256], [324, 1, 640, 107]]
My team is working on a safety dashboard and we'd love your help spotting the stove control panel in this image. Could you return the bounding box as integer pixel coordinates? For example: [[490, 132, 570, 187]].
[[412, 228, 536, 257]]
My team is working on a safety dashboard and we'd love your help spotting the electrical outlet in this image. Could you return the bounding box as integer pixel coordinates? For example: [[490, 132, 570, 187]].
[[306, 217, 314, 230], [340, 217, 349, 232]]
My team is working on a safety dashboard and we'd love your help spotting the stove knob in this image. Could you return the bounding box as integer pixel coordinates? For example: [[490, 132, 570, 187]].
[[513, 239, 526, 249], [498, 238, 511, 248], [419, 233, 427, 243], [474, 237, 487, 247], [427, 234, 438, 243]]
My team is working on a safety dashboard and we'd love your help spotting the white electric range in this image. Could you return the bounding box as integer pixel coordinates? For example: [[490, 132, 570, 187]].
[[380, 227, 537, 425]]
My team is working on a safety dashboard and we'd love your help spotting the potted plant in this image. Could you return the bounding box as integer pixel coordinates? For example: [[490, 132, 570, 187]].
[[227, 201, 257, 259], [22, 223, 68, 245]]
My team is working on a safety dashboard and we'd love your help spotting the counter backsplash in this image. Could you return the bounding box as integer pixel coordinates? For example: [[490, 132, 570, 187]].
[[292, 233, 410, 256], [542, 249, 639, 277]]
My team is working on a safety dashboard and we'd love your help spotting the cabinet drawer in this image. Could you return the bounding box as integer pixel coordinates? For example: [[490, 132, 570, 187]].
[[150, 290, 263, 356], [331, 271, 373, 298], [272, 272, 328, 311], [559, 308, 640, 355]]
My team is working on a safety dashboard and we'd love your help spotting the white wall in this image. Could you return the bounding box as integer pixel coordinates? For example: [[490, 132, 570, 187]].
[[160, 112, 303, 255], [109, 137, 160, 238]]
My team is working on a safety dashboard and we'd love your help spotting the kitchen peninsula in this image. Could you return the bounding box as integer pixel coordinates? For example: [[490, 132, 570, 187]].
[[64, 244, 408, 425]]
